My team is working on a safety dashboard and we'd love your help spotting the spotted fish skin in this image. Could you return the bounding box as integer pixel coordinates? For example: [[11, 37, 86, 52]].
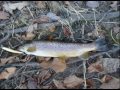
[[18, 41, 97, 57]]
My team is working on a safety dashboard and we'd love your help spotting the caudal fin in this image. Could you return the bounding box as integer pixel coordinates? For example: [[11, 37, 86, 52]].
[[95, 37, 109, 51]]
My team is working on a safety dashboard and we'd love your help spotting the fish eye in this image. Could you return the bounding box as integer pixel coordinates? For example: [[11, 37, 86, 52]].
[[27, 46, 36, 52]]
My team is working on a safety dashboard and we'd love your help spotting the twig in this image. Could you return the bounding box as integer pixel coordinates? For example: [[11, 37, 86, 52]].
[[83, 60, 87, 89], [0, 62, 40, 72]]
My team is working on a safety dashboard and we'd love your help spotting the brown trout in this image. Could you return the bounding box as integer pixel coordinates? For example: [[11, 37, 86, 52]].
[[18, 38, 108, 57]]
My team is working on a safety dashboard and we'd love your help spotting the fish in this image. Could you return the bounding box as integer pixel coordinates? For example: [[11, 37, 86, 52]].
[[18, 38, 108, 57]]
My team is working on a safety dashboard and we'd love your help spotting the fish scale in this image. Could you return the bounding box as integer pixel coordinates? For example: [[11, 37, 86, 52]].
[[18, 41, 97, 57]]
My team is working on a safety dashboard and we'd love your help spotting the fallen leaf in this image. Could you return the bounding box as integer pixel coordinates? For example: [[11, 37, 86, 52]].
[[49, 1, 61, 13], [110, 1, 118, 10], [0, 11, 9, 19], [38, 69, 52, 84], [48, 35, 54, 41], [3, 2, 28, 14], [101, 75, 113, 83], [64, 1, 70, 6], [86, 1, 99, 8], [63, 75, 84, 88], [53, 79, 66, 89], [47, 12, 60, 22], [22, 32, 35, 40], [49, 25, 55, 32], [36, 1, 46, 9], [50, 58, 66, 73], [100, 77, 120, 89], [27, 78, 37, 89], [63, 26, 71, 37], [27, 24, 37, 33], [0, 67, 16, 80], [0, 56, 16, 66], [102, 58, 120, 73], [19, 84, 27, 89], [86, 79, 94, 89], [88, 61, 104, 73], [32, 16, 49, 24], [113, 26, 119, 33], [39, 60, 51, 69], [40, 58, 67, 73]]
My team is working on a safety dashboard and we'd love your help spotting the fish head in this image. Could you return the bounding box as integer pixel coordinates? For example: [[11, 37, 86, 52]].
[[18, 43, 37, 54]]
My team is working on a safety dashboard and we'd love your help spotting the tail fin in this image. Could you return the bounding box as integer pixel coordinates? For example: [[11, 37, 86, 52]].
[[95, 37, 109, 51]]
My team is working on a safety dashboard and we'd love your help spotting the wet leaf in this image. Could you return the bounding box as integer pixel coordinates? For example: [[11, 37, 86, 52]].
[[63, 75, 84, 88], [0, 11, 9, 19], [0, 67, 16, 80]]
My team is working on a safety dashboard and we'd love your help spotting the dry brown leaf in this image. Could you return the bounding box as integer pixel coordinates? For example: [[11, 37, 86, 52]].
[[100, 77, 120, 89], [63, 75, 84, 88], [39, 60, 51, 69], [21, 24, 37, 40], [40, 58, 67, 73], [0, 56, 16, 66], [38, 70, 52, 84], [36, 1, 46, 9], [88, 61, 104, 73], [22, 32, 35, 40], [0, 11, 9, 19], [53, 79, 66, 89], [86, 79, 94, 89], [32, 16, 49, 24], [101, 75, 113, 83], [0, 67, 16, 80], [50, 58, 66, 73], [48, 35, 54, 41], [49, 25, 55, 32]]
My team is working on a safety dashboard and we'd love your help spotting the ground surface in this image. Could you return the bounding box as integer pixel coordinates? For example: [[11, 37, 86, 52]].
[[0, 1, 120, 89]]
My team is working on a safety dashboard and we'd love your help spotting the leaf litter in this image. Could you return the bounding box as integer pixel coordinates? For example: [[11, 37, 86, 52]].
[[0, 1, 120, 89]]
